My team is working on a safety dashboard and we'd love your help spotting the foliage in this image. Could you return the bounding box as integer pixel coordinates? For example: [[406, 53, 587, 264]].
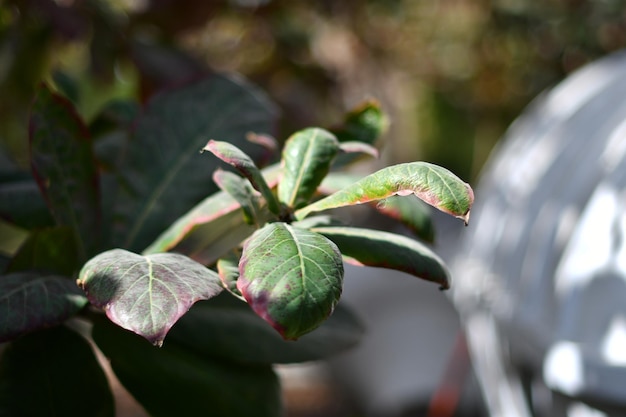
[[0, 73, 472, 416]]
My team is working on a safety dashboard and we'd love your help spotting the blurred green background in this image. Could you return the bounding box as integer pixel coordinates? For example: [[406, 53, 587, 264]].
[[2, 0, 626, 182]]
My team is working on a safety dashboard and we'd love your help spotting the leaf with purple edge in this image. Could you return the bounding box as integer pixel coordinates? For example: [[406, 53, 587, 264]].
[[77, 249, 223, 346], [296, 162, 474, 225], [0, 272, 88, 343], [277, 127, 339, 209], [338, 141, 379, 159], [213, 169, 261, 225], [202, 140, 280, 215], [238, 223, 344, 340], [311, 226, 450, 289], [217, 252, 243, 299]]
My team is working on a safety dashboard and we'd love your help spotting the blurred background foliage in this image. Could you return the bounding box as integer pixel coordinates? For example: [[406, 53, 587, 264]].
[[2, 0, 626, 181]]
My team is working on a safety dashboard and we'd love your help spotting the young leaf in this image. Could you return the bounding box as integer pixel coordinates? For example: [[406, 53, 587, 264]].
[[277, 127, 339, 209], [213, 169, 261, 225], [202, 140, 280, 215], [77, 249, 223, 346], [29, 85, 101, 260], [168, 294, 364, 364], [238, 223, 344, 340], [0, 272, 88, 343], [93, 318, 281, 417], [113, 74, 277, 252], [216, 252, 243, 299], [0, 326, 114, 417], [338, 141, 379, 158], [311, 226, 450, 289], [296, 162, 474, 225]]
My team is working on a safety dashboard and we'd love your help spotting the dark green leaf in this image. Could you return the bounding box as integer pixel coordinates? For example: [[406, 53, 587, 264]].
[[277, 127, 339, 209], [78, 249, 223, 346], [143, 164, 281, 264], [376, 195, 435, 242], [0, 326, 114, 417], [202, 140, 280, 215], [6, 227, 79, 275], [312, 226, 450, 289], [169, 293, 364, 364], [113, 74, 278, 252], [0, 272, 87, 342], [239, 223, 344, 340], [0, 177, 54, 229], [29, 85, 101, 260], [296, 162, 474, 224], [89, 99, 139, 138], [93, 318, 281, 417], [213, 169, 261, 225], [333, 99, 389, 145]]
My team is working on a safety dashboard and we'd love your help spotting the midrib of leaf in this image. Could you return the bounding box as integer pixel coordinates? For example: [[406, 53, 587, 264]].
[[286, 129, 319, 207], [146, 257, 156, 334], [426, 164, 463, 211]]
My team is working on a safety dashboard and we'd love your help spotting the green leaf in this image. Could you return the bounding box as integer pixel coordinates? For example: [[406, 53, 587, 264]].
[[238, 223, 344, 340], [311, 226, 450, 289], [143, 164, 282, 264], [202, 140, 280, 215], [113, 74, 278, 252], [216, 252, 243, 299], [296, 162, 474, 224], [0, 272, 88, 343], [0, 326, 114, 417], [277, 127, 339, 209], [29, 85, 101, 260], [77, 249, 223, 346], [213, 169, 261, 225], [6, 227, 79, 275], [0, 177, 54, 230], [168, 293, 364, 364], [333, 99, 389, 145], [376, 195, 435, 243], [93, 318, 281, 417]]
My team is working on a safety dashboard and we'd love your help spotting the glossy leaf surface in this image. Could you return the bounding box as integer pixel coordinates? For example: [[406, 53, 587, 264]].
[[0, 326, 114, 417], [93, 318, 281, 417], [168, 293, 364, 364], [312, 226, 450, 289], [78, 249, 223, 346], [202, 140, 280, 214], [277, 127, 339, 209], [113, 74, 277, 252], [238, 222, 344, 340], [29, 85, 100, 260], [296, 162, 474, 224], [0, 272, 87, 342]]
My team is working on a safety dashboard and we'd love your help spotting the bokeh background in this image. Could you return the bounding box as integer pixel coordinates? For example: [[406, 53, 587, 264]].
[[3, 1, 626, 416]]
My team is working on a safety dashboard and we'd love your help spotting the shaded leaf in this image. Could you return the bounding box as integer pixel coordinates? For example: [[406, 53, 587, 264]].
[[113, 74, 278, 252], [333, 99, 389, 145], [213, 169, 260, 225], [277, 127, 339, 209], [216, 252, 243, 299], [0, 272, 88, 343], [169, 293, 364, 364], [93, 318, 281, 417], [238, 223, 344, 340], [78, 249, 223, 346], [6, 227, 79, 275], [143, 164, 281, 263], [312, 226, 450, 289], [376, 195, 435, 243], [0, 177, 54, 229], [29, 85, 100, 260], [202, 140, 280, 215], [296, 162, 474, 224], [0, 326, 114, 417], [246, 131, 278, 167]]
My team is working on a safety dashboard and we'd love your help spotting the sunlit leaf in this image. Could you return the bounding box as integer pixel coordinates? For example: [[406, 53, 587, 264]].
[[0, 272, 88, 343], [216, 252, 243, 299], [78, 249, 223, 346], [168, 293, 364, 364], [113, 74, 277, 252], [238, 223, 344, 340], [29, 85, 100, 260], [277, 127, 339, 209], [312, 226, 450, 289], [296, 162, 474, 224], [0, 326, 114, 417], [338, 141, 379, 158], [213, 169, 260, 225], [202, 140, 280, 214], [93, 318, 281, 417]]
